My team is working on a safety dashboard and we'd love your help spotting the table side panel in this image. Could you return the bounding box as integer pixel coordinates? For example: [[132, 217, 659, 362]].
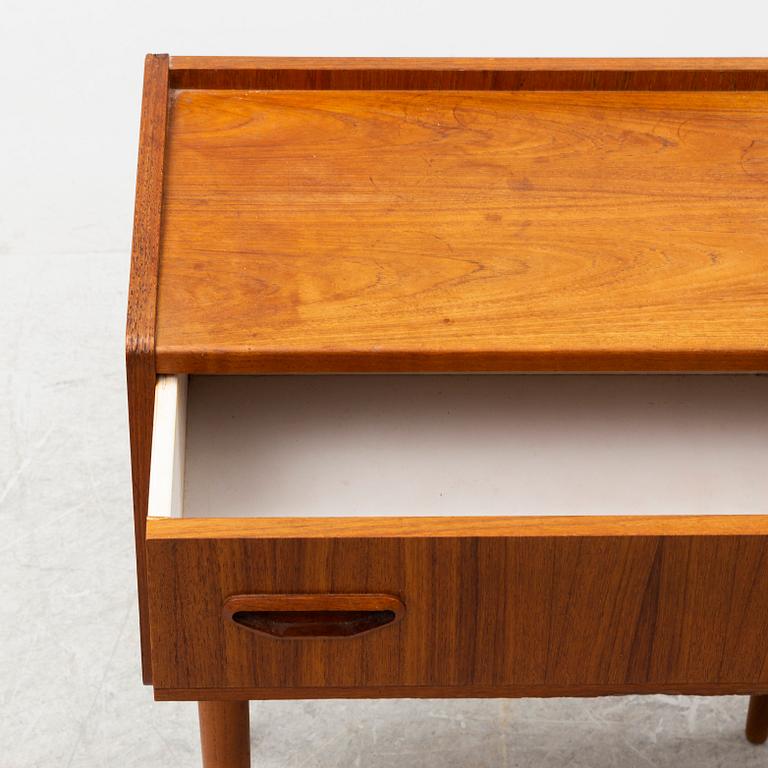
[[127, 53, 169, 684]]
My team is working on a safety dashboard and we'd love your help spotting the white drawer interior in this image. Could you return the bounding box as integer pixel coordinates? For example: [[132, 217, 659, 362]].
[[149, 374, 768, 519]]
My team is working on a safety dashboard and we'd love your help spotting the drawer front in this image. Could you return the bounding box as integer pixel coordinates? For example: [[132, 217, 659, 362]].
[[146, 518, 768, 698]]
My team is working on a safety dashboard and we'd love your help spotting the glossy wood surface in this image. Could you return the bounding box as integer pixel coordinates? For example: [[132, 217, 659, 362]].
[[147, 515, 768, 539], [157, 89, 768, 373], [126, 52, 168, 683], [146, 522, 768, 697], [129, 59, 768, 707], [198, 701, 250, 768]]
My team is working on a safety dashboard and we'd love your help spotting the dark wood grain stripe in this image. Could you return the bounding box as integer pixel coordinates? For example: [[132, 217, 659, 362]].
[[168, 57, 768, 90]]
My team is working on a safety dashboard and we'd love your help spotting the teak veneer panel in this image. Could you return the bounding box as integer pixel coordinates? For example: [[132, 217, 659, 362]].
[[156, 89, 768, 372], [127, 53, 168, 683], [130, 58, 768, 696], [146, 515, 768, 540], [146, 521, 768, 697]]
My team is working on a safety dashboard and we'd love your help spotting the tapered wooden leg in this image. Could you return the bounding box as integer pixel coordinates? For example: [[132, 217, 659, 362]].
[[746, 695, 768, 745], [198, 701, 251, 767]]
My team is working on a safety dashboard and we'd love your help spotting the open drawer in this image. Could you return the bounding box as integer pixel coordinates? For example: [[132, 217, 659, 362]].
[[145, 373, 768, 700]]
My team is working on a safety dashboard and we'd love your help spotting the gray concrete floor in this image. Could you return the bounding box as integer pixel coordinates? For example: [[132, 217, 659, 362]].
[[3, 2, 768, 766]]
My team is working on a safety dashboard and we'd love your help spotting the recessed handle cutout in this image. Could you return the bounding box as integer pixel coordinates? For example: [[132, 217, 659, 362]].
[[231, 609, 396, 638], [223, 594, 404, 639]]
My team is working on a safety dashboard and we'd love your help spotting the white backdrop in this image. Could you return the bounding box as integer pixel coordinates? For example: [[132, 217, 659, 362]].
[[3, 0, 768, 257]]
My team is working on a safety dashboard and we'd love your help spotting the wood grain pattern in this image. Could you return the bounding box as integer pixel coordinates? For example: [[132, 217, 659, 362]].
[[168, 57, 768, 90], [146, 525, 768, 696], [127, 53, 169, 683], [133, 59, 768, 715], [198, 701, 250, 768], [156, 89, 768, 373], [147, 515, 768, 540]]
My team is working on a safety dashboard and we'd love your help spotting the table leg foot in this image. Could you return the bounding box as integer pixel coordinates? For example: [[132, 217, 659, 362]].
[[198, 701, 251, 767], [746, 695, 768, 745]]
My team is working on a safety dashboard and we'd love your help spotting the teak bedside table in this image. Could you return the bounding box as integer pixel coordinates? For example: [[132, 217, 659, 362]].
[[128, 56, 768, 766]]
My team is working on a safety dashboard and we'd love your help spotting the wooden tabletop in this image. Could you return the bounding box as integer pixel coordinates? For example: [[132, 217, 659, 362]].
[[154, 82, 768, 372]]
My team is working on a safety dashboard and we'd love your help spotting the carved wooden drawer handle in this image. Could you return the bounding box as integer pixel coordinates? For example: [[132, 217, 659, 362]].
[[223, 594, 404, 639]]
